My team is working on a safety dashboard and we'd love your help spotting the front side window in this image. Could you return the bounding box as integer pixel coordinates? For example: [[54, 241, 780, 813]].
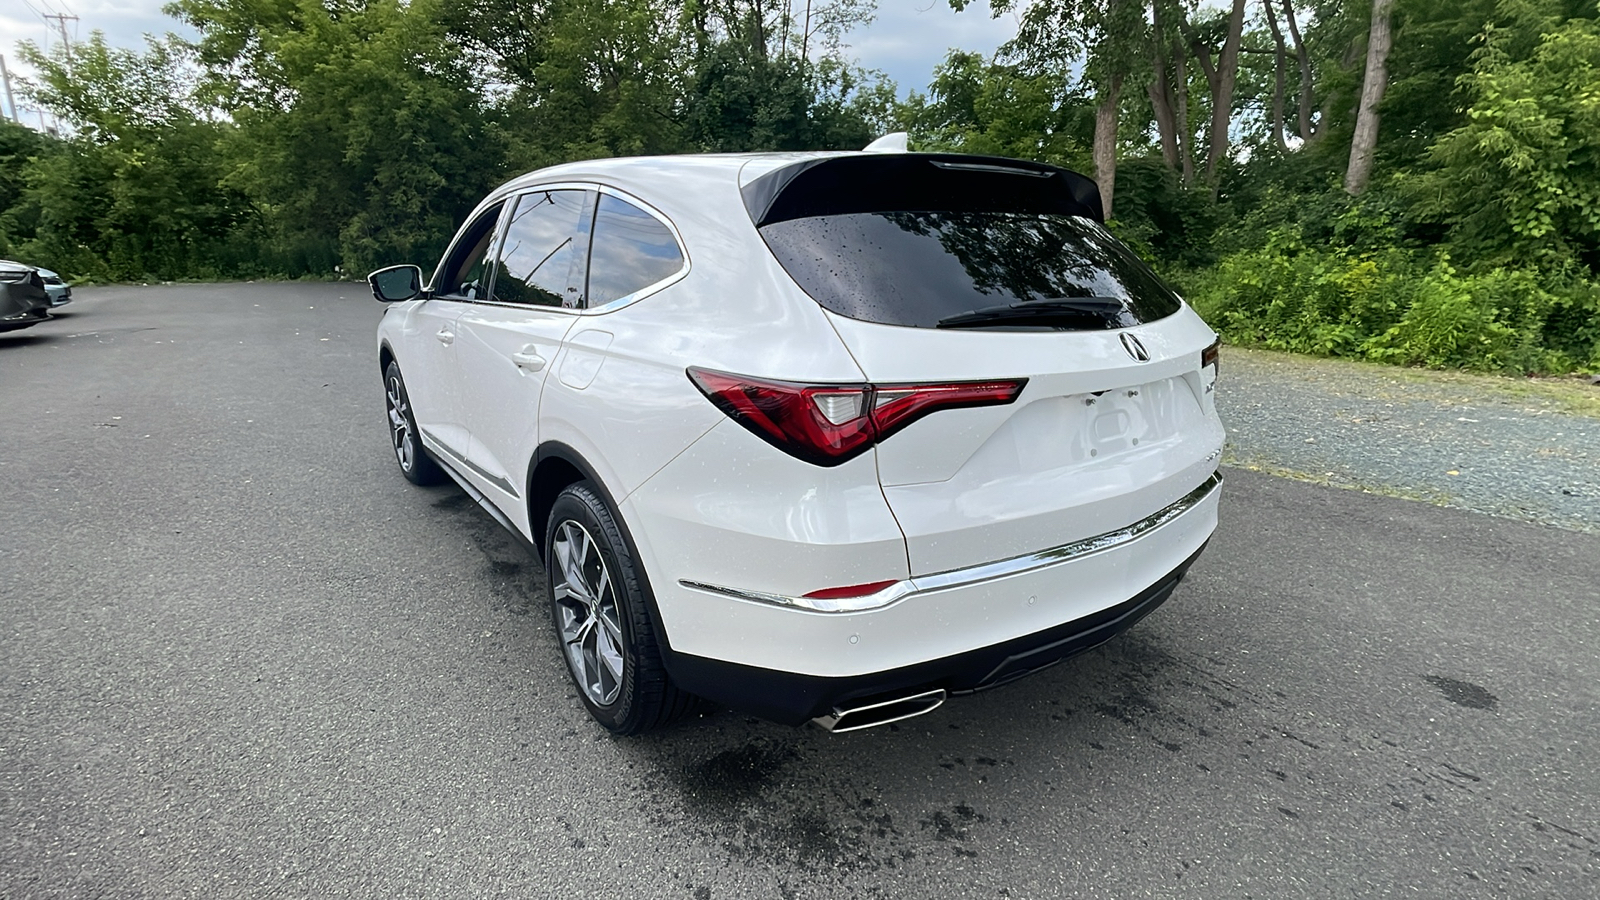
[[435, 203, 506, 300], [493, 189, 591, 307], [586, 194, 684, 306]]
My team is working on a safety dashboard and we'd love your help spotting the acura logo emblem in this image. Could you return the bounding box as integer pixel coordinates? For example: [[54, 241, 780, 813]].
[[1121, 333, 1150, 362]]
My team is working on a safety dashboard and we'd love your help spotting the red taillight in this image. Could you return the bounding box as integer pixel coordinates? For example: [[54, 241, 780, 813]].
[[869, 380, 1027, 441], [801, 580, 899, 600], [687, 367, 1027, 466], [686, 369, 876, 466], [1201, 338, 1221, 372]]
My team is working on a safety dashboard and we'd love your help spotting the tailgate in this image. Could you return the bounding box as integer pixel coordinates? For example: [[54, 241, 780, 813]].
[[826, 310, 1224, 574]]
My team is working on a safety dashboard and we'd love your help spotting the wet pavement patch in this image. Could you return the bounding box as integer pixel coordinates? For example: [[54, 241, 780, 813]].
[[431, 492, 472, 510], [676, 741, 798, 813], [1425, 675, 1499, 710]]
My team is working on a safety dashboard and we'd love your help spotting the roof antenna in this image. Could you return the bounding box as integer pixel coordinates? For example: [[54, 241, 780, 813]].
[[862, 132, 909, 153]]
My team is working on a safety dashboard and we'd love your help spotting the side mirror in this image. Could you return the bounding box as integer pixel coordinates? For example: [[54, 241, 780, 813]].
[[368, 265, 424, 303]]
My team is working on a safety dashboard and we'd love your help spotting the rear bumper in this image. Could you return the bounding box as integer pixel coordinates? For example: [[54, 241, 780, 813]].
[[635, 462, 1219, 676], [682, 472, 1221, 613], [662, 541, 1208, 726]]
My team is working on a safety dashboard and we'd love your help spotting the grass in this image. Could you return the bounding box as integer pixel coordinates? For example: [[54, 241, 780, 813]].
[[1220, 451, 1458, 507]]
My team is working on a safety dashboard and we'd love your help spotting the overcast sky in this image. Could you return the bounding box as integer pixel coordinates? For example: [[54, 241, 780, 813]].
[[1, 1, 1020, 122]]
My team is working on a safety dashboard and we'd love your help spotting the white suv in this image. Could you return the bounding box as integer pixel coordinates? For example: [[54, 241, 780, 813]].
[[369, 146, 1224, 734]]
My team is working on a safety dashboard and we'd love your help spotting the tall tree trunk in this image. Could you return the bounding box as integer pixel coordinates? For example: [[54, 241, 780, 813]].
[[1175, 38, 1193, 184], [1281, 0, 1316, 141], [801, 0, 812, 61], [1094, 74, 1123, 220], [1263, 0, 1289, 150], [1345, 0, 1395, 195], [781, 0, 791, 57], [1148, 75, 1180, 170], [1203, 0, 1248, 187], [1148, 1, 1192, 182], [753, 0, 768, 59], [1148, 3, 1179, 170]]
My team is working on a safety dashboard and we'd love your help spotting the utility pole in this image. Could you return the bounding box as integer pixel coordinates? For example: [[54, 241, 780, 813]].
[[42, 11, 80, 68], [0, 54, 16, 124]]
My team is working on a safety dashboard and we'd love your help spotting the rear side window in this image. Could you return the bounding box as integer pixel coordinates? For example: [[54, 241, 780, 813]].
[[586, 194, 684, 306], [494, 189, 591, 307], [750, 155, 1182, 331]]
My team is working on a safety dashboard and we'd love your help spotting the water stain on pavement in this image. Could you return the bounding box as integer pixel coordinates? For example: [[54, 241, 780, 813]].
[[677, 741, 798, 813], [431, 492, 472, 511], [648, 736, 994, 878], [1425, 675, 1499, 709]]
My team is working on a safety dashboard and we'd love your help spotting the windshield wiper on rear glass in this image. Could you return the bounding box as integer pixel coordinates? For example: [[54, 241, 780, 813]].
[[935, 296, 1136, 330]]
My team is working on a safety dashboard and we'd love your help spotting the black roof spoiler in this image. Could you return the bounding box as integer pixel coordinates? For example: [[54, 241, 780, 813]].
[[741, 154, 1105, 227]]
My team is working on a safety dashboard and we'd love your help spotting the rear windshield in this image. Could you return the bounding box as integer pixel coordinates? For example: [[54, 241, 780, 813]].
[[746, 155, 1181, 331], [760, 211, 1183, 331]]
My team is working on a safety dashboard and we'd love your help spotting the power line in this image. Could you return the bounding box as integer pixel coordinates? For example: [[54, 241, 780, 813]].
[[14, 0, 76, 134], [41, 13, 81, 68], [20, 0, 78, 62]]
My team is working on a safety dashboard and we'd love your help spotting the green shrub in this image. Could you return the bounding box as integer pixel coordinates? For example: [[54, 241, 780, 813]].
[[1363, 261, 1524, 370], [1189, 227, 1409, 356], [1189, 232, 1600, 374]]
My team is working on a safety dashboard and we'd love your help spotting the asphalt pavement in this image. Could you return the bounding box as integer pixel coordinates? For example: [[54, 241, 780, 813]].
[[3, 284, 1597, 899]]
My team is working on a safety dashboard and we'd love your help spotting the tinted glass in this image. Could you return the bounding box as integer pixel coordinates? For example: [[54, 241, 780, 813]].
[[586, 194, 683, 306], [437, 203, 504, 300], [494, 190, 589, 307], [759, 212, 1182, 330]]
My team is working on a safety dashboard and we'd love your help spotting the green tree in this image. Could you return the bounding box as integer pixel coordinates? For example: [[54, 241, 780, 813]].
[[963, 0, 1151, 215], [169, 0, 507, 273], [1410, 0, 1600, 268], [897, 50, 1092, 167], [15, 32, 247, 279], [0, 119, 56, 258]]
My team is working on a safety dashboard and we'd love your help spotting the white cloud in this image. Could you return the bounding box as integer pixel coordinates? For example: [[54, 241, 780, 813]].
[[844, 1, 1020, 94]]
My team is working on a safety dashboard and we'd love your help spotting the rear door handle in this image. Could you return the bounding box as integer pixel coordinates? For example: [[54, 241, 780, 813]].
[[436, 328, 455, 346], [512, 348, 546, 372]]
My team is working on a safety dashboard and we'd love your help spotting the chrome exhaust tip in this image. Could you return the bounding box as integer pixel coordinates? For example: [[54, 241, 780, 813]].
[[810, 688, 947, 733]]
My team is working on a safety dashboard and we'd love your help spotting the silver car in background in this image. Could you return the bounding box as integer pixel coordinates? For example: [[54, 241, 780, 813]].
[[36, 267, 71, 307]]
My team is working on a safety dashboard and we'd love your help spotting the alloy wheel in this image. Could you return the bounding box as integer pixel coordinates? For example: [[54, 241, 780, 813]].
[[386, 374, 415, 472], [551, 519, 625, 707]]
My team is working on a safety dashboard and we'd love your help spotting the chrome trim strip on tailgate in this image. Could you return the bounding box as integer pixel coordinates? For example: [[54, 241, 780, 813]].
[[680, 470, 1223, 614]]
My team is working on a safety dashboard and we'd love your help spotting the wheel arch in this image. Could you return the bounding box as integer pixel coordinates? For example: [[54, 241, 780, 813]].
[[528, 441, 678, 655], [529, 442, 638, 562], [378, 341, 396, 376]]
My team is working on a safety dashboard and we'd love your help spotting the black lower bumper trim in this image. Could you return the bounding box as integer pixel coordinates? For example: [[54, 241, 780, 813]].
[[661, 542, 1208, 726], [0, 308, 50, 332]]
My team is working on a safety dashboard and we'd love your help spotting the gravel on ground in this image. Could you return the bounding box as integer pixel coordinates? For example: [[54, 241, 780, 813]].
[[1216, 346, 1600, 534]]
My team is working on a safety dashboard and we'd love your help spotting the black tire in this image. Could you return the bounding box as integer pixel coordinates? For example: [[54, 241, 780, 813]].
[[383, 360, 445, 486], [545, 481, 692, 734]]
